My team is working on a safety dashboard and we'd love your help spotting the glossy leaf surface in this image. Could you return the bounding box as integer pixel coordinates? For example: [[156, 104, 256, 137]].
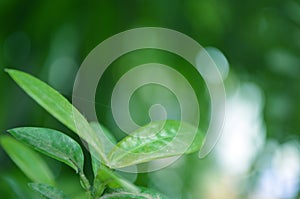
[[108, 120, 203, 168]]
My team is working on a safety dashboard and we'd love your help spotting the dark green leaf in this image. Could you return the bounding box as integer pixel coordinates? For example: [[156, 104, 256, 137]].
[[8, 127, 84, 173], [5, 69, 107, 163], [29, 183, 69, 199], [0, 136, 55, 185], [108, 120, 203, 168]]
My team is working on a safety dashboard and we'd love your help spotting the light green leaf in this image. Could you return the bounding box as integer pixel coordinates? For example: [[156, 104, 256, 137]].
[[100, 187, 168, 199], [0, 136, 55, 185], [5, 69, 107, 163], [90, 122, 117, 155], [91, 153, 102, 178], [8, 127, 84, 173], [93, 164, 139, 198], [90, 122, 117, 176], [108, 120, 203, 168], [29, 183, 69, 199]]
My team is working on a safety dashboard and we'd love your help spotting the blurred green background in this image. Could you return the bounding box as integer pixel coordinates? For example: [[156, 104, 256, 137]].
[[0, 0, 300, 198]]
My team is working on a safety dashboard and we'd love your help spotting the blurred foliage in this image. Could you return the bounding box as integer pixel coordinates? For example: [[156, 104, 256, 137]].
[[0, 0, 300, 198]]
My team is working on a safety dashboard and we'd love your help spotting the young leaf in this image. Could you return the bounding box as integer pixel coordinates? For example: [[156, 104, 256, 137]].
[[0, 136, 55, 185], [29, 183, 69, 199], [108, 120, 203, 168], [5, 69, 107, 163], [100, 187, 168, 199], [93, 164, 139, 197], [8, 127, 84, 173]]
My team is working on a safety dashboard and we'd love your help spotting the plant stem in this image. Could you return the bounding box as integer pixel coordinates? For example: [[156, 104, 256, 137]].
[[79, 170, 91, 195]]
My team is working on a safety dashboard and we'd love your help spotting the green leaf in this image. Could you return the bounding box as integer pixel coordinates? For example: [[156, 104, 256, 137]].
[[90, 122, 117, 155], [90, 122, 117, 176], [91, 153, 102, 178], [100, 187, 168, 199], [93, 164, 139, 197], [29, 183, 69, 199], [108, 120, 203, 168], [8, 127, 84, 173], [5, 69, 107, 163], [0, 136, 55, 185]]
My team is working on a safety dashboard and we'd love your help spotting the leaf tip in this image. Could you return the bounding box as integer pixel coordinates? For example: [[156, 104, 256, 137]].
[[6, 129, 15, 138], [4, 69, 19, 78], [4, 68, 14, 74], [6, 128, 13, 133]]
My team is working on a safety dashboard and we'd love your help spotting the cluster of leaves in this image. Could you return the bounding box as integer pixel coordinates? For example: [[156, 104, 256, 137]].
[[1, 69, 203, 199]]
